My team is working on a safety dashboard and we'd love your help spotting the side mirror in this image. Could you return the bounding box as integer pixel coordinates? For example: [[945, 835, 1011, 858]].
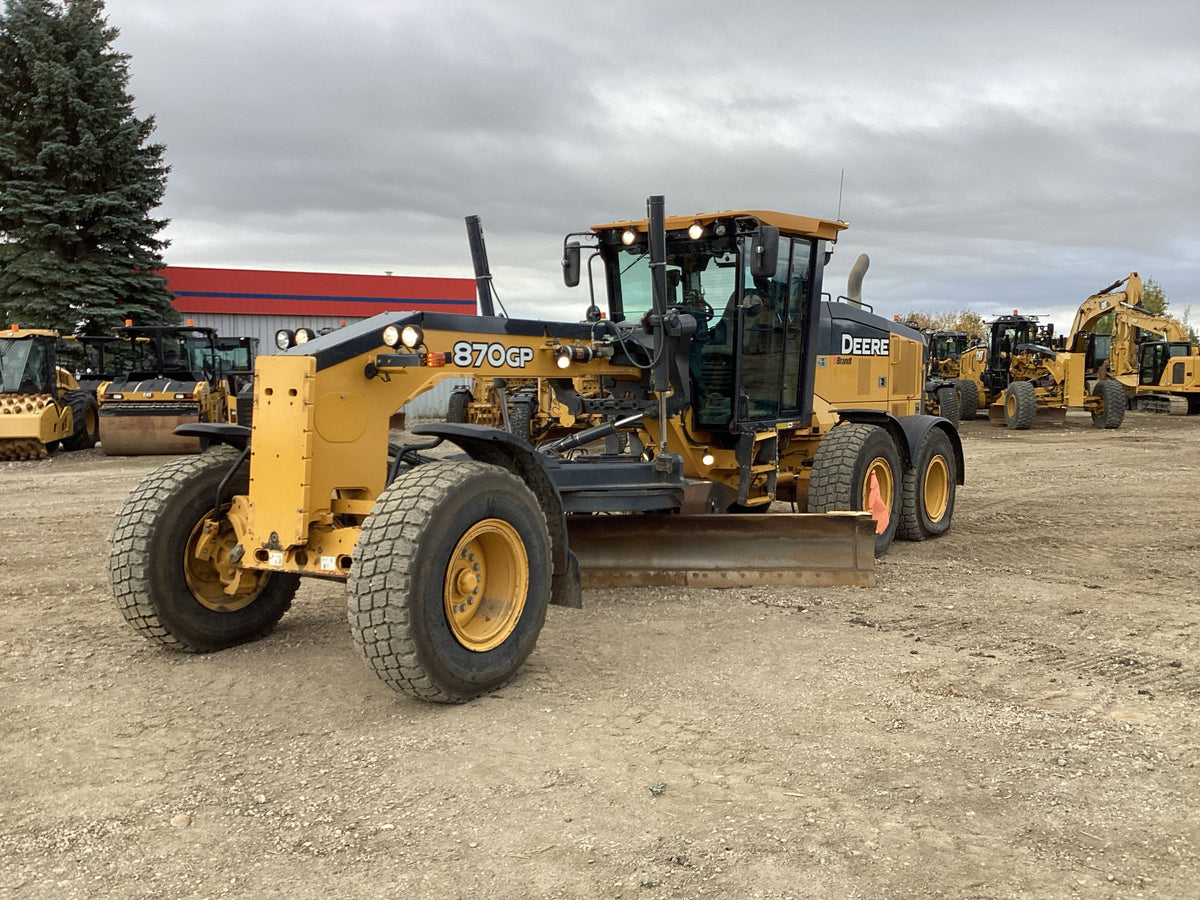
[[750, 225, 779, 279], [562, 241, 581, 288]]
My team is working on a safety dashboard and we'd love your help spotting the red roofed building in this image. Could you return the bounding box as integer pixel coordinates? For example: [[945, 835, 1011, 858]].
[[163, 265, 476, 338], [161, 265, 478, 416]]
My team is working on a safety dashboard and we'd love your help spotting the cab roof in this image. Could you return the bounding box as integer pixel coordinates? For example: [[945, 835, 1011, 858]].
[[590, 209, 848, 243]]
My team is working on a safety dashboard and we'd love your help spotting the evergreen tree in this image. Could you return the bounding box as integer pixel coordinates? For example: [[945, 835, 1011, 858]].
[[1139, 277, 1168, 315], [0, 0, 175, 333]]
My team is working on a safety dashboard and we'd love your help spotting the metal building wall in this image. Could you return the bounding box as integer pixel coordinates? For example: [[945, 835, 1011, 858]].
[[184, 312, 469, 421]]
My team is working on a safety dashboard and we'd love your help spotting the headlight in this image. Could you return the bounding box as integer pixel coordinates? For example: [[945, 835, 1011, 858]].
[[294, 327, 316, 344], [400, 325, 424, 349], [275, 329, 294, 350], [382, 325, 401, 348]]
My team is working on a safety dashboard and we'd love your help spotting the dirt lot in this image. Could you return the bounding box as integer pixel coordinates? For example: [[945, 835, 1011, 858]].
[[1, 412, 1197, 899]]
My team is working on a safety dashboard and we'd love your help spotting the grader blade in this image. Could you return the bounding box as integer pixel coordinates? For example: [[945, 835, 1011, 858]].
[[100, 407, 204, 456], [567, 512, 876, 589], [987, 403, 1067, 425]]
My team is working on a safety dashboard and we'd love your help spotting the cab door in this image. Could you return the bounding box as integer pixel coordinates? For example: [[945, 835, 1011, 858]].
[[734, 237, 818, 425]]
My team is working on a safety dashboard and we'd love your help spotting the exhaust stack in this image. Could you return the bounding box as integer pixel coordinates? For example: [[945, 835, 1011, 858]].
[[846, 253, 870, 308]]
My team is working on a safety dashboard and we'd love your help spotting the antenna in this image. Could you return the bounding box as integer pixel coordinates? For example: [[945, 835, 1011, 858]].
[[836, 168, 845, 221]]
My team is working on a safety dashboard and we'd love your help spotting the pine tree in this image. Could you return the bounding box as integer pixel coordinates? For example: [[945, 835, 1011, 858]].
[[0, 0, 175, 333]]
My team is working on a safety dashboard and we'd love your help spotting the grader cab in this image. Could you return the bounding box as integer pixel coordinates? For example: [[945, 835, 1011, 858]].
[[110, 196, 963, 703]]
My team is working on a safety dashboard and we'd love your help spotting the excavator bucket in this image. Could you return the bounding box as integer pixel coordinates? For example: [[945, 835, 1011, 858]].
[[99, 404, 203, 455], [567, 512, 876, 588]]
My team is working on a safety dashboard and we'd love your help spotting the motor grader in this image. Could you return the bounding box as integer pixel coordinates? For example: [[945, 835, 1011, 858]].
[[109, 196, 962, 703], [97, 325, 246, 455], [957, 309, 1125, 430], [0, 327, 101, 460], [1064, 273, 1200, 415], [924, 329, 981, 419]]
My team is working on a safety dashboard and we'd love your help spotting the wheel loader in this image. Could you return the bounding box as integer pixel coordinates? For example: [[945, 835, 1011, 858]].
[[957, 309, 1125, 430], [0, 327, 100, 460], [1063, 273, 1200, 415], [97, 325, 250, 455], [109, 196, 963, 703]]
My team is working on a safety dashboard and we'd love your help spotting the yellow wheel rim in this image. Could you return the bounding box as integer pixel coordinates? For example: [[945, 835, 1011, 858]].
[[922, 454, 950, 522], [1005, 392, 1017, 417], [444, 519, 528, 653], [860, 457, 894, 510], [184, 518, 266, 612]]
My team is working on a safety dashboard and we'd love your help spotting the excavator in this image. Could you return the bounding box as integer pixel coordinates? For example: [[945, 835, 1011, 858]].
[[1064, 273, 1199, 414], [109, 196, 963, 703], [0, 327, 100, 460]]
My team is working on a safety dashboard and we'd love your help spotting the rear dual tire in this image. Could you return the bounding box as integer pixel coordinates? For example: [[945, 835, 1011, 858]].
[[809, 423, 902, 557], [897, 428, 956, 541], [955, 379, 979, 421]]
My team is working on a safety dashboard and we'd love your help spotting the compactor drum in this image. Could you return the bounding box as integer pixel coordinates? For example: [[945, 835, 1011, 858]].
[[98, 326, 248, 455], [110, 196, 962, 702], [0, 329, 98, 460]]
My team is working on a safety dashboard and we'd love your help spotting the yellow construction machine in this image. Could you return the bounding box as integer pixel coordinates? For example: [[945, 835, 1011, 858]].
[[925, 330, 982, 419], [957, 307, 1125, 430], [97, 325, 247, 455], [1064, 273, 1200, 415], [0, 327, 100, 460], [109, 196, 963, 703]]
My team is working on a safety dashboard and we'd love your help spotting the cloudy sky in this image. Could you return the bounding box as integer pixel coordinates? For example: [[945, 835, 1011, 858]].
[[103, 0, 1198, 329]]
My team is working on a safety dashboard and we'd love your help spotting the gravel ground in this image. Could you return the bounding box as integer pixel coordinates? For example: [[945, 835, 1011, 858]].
[[1, 411, 1197, 899]]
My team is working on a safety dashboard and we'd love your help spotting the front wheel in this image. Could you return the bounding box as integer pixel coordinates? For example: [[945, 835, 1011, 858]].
[[108, 448, 299, 651], [1091, 379, 1126, 429], [348, 460, 552, 703], [808, 423, 902, 556], [1003, 381, 1037, 430], [897, 428, 957, 541]]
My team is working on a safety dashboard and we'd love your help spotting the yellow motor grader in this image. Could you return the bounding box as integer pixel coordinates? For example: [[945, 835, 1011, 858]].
[[0, 327, 100, 460], [957, 308, 1125, 430], [109, 196, 963, 703]]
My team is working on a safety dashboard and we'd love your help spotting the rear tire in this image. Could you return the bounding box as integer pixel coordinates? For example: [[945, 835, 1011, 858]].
[[108, 448, 299, 652], [955, 379, 979, 420], [507, 398, 535, 442], [808, 423, 902, 557], [1091, 379, 1126, 429], [348, 460, 552, 703], [446, 388, 470, 423], [897, 428, 956, 541], [935, 384, 960, 427], [1003, 381, 1037, 430], [61, 390, 99, 451]]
